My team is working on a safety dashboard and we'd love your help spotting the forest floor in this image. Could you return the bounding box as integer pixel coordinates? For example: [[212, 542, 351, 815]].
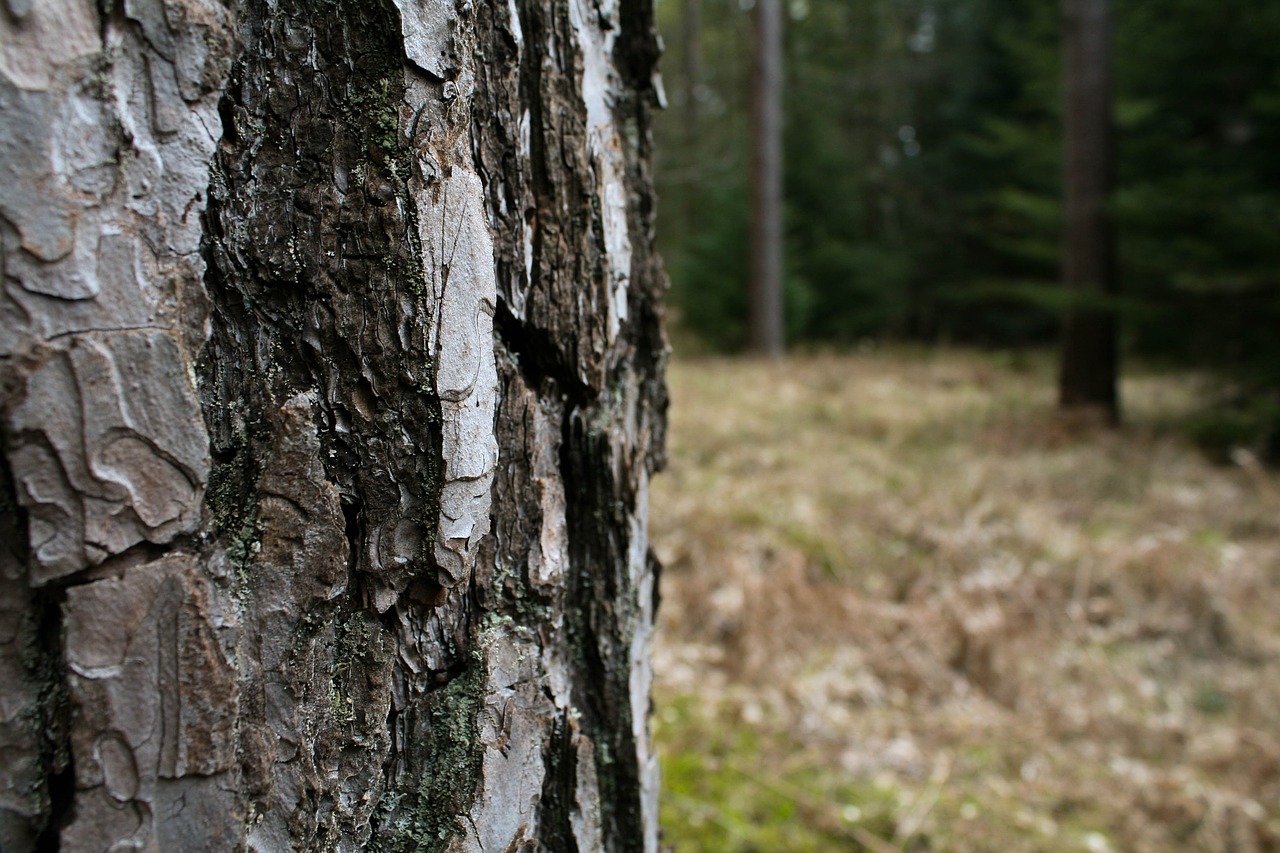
[[650, 348, 1280, 852]]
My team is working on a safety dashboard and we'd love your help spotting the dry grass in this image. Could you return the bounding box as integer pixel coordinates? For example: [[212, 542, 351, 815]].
[[651, 348, 1280, 852]]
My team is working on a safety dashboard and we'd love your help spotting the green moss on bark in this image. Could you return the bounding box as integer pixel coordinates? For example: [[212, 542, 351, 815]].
[[371, 647, 486, 853]]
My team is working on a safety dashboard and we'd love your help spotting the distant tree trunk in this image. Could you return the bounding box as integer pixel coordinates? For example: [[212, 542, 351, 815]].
[[682, 0, 703, 232], [0, 0, 666, 850], [683, 0, 703, 145], [1059, 0, 1119, 419], [749, 0, 785, 357]]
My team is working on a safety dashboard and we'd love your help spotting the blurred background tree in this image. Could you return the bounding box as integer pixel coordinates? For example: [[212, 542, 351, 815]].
[[1059, 0, 1119, 420], [748, 0, 786, 356], [654, 0, 1280, 440]]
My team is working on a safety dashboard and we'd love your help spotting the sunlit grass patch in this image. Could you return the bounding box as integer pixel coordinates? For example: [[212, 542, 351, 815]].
[[657, 694, 903, 852]]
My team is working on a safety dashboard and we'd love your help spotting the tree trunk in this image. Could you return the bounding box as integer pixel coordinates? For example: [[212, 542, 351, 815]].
[[682, 0, 702, 143], [1059, 0, 1118, 419], [748, 0, 785, 357], [681, 0, 702, 233], [0, 0, 667, 850]]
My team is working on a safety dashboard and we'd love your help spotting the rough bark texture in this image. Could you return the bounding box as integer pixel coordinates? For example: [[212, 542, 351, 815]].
[[1059, 0, 1118, 419], [0, 0, 666, 850]]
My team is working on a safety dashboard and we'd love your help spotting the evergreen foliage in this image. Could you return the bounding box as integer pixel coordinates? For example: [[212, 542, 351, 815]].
[[655, 0, 1280, 386]]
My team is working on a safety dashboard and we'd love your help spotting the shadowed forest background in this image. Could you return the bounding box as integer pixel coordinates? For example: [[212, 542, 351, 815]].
[[658, 0, 1280, 410], [647, 0, 1280, 849]]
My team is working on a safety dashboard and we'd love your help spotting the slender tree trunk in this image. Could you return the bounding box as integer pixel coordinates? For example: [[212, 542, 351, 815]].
[[0, 0, 667, 850], [748, 0, 785, 357], [1059, 0, 1119, 420], [683, 0, 703, 143], [681, 0, 703, 232]]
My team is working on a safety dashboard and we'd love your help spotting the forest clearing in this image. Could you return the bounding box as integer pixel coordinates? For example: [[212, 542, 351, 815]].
[[651, 349, 1280, 852]]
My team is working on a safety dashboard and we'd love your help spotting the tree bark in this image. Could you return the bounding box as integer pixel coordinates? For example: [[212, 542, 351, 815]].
[[1059, 0, 1118, 419], [748, 0, 785, 357], [0, 0, 667, 850]]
